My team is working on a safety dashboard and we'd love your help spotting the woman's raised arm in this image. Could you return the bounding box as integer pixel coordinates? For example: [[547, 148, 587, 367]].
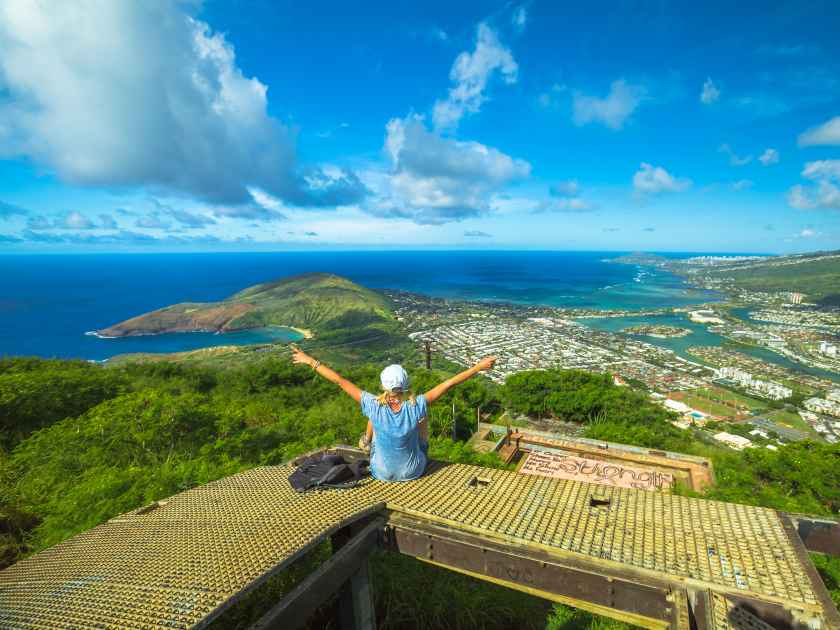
[[423, 356, 497, 405], [291, 344, 363, 403]]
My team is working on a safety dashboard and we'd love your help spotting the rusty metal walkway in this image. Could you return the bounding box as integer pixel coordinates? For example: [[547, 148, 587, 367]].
[[1, 451, 839, 629]]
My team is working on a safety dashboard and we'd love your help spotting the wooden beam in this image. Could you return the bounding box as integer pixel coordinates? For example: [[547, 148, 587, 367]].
[[338, 559, 376, 630], [250, 518, 382, 630], [786, 512, 840, 557], [383, 512, 675, 629]]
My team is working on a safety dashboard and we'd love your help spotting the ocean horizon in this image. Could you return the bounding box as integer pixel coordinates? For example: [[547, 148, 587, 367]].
[[0, 250, 720, 360]]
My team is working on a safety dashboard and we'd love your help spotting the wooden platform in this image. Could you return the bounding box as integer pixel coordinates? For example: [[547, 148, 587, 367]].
[[1, 451, 838, 629]]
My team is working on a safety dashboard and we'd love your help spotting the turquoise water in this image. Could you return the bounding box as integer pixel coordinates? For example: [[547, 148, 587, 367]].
[[582, 313, 840, 382], [84, 327, 303, 359], [581, 313, 721, 358], [0, 251, 719, 360]]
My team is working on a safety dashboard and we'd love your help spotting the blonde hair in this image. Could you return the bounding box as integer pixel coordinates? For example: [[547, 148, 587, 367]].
[[375, 389, 417, 406]]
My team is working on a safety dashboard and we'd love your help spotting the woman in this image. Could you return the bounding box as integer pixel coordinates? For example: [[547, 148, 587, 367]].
[[290, 344, 497, 482]]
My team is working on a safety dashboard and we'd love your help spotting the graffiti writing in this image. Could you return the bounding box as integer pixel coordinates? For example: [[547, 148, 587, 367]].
[[519, 451, 674, 491]]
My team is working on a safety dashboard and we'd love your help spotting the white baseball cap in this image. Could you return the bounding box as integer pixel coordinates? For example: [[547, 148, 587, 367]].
[[380, 364, 410, 392]]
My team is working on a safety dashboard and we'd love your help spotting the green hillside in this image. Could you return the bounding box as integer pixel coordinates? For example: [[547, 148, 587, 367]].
[[97, 272, 395, 337], [2, 359, 839, 627], [703, 253, 840, 304]]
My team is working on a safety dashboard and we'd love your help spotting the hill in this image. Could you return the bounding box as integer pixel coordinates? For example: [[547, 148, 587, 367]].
[[97, 272, 395, 337], [699, 251, 840, 304], [2, 358, 839, 627]]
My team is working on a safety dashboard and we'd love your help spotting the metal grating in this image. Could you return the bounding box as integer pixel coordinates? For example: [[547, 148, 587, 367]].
[[0, 458, 830, 629]]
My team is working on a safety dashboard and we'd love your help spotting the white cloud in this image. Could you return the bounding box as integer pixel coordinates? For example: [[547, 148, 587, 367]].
[[815, 180, 840, 208], [758, 148, 780, 165], [540, 180, 593, 212], [98, 214, 118, 229], [431, 27, 449, 42], [798, 116, 840, 146], [135, 215, 171, 229], [464, 230, 492, 237], [550, 180, 580, 196], [787, 185, 815, 210], [211, 204, 288, 221], [64, 211, 95, 229], [797, 228, 818, 238], [632, 163, 691, 194], [168, 208, 216, 228], [512, 6, 528, 32], [718, 143, 753, 166], [432, 23, 518, 131], [536, 197, 593, 213], [572, 80, 646, 130], [802, 160, 840, 181], [0, 1, 364, 208], [148, 198, 217, 228], [26, 211, 113, 230], [787, 160, 840, 210], [26, 216, 52, 230], [488, 194, 539, 214], [731, 179, 753, 191], [732, 95, 790, 119], [700, 78, 720, 104], [376, 114, 530, 224]]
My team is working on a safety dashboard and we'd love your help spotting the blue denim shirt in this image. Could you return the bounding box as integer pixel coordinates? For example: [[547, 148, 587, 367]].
[[360, 392, 428, 481]]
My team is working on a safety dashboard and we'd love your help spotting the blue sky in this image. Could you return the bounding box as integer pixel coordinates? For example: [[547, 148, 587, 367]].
[[1, 0, 839, 253]]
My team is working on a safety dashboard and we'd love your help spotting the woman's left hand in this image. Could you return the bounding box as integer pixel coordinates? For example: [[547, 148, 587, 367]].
[[475, 356, 498, 371], [290, 344, 315, 367]]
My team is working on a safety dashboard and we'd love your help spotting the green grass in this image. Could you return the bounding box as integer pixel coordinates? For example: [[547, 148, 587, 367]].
[[691, 386, 764, 409], [671, 386, 765, 418], [677, 393, 739, 418], [763, 409, 820, 437]]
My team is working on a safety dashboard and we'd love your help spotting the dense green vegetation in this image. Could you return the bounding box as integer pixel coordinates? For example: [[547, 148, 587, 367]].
[[1, 357, 839, 628], [503, 370, 692, 451]]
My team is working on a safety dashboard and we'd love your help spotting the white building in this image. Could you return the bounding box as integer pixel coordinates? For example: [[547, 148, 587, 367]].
[[717, 366, 751, 382], [664, 399, 691, 414], [819, 342, 838, 358], [827, 390, 840, 404], [690, 310, 725, 324], [804, 397, 840, 418], [715, 367, 792, 400], [714, 432, 753, 450]]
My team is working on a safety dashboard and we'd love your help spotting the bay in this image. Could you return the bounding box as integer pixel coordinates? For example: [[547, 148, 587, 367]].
[[0, 251, 715, 360]]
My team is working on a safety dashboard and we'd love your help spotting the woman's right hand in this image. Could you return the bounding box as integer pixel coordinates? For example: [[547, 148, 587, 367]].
[[290, 343, 314, 367], [475, 356, 497, 371]]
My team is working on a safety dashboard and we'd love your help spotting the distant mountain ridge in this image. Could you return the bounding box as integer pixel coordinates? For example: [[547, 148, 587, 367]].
[[701, 251, 840, 305], [97, 272, 394, 337], [609, 249, 840, 305]]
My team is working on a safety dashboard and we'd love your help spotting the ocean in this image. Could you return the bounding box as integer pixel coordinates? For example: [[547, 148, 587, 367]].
[[0, 251, 717, 360]]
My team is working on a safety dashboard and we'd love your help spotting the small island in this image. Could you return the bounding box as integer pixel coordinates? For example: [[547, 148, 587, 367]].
[[622, 324, 691, 339]]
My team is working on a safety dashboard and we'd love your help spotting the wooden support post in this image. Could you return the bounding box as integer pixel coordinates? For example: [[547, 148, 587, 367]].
[[785, 512, 840, 557], [685, 589, 713, 630], [249, 518, 381, 630], [338, 558, 377, 630]]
